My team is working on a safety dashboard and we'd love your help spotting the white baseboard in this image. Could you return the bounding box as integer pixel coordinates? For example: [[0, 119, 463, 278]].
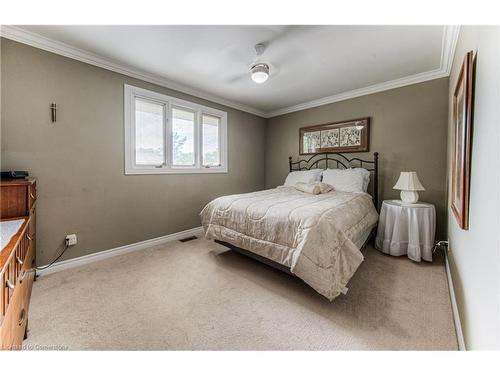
[[444, 250, 466, 350], [36, 226, 204, 277]]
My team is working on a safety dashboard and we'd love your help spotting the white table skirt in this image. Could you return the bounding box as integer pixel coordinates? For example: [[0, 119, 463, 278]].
[[375, 200, 436, 262]]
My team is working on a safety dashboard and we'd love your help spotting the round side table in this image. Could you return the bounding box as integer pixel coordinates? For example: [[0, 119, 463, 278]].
[[375, 199, 436, 262]]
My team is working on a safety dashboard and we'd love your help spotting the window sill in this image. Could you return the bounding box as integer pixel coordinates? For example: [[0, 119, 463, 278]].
[[124, 167, 228, 175]]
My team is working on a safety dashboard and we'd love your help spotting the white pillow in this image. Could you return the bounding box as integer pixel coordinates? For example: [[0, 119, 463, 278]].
[[283, 169, 323, 187], [354, 168, 371, 192], [322, 168, 370, 193]]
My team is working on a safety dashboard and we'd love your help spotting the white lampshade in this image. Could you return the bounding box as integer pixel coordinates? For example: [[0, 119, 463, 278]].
[[393, 172, 425, 191]]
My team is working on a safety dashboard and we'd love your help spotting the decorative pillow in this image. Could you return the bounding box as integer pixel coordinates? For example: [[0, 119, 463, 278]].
[[283, 169, 323, 187], [322, 168, 370, 193], [295, 182, 334, 195], [317, 182, 335, 194]]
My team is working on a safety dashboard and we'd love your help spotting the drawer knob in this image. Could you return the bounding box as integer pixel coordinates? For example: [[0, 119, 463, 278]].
[[18, 308, 26, 326], [19, 270, 27, 282]]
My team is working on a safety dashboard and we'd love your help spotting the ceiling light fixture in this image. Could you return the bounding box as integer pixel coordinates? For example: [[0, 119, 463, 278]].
[[250, 63, 270, 84]]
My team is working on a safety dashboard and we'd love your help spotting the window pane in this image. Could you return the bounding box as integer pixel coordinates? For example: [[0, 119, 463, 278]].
[[135, 98, 164, 165], [202, 115, 220, 167], [172, 108, 195, 166]]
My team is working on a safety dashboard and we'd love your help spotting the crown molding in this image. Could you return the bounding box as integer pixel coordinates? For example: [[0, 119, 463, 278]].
[[266, 25, 461, 118], [441, 25, 461, 75], [264, 68, 449, 118], [0, 25, 267, 118], [1, 25, 461, 119]]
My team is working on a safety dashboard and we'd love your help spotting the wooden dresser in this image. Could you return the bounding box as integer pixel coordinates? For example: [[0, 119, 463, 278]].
[[0, 178, 36, 350]]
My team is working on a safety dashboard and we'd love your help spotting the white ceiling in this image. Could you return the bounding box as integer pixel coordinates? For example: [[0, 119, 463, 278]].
[[4, 25, 457, 117]]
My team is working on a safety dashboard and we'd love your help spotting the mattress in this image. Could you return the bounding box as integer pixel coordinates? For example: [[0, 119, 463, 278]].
[[200, 187, 379, 300]]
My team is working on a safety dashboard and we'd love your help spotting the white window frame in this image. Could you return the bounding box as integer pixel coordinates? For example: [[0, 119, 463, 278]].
[[124, 84, 228, 175], [201, 113, 223, 168]]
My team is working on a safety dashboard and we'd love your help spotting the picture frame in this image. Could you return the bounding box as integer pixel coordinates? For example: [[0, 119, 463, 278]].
[[299, 117, 370, 154], [451, 51, 475, 230]]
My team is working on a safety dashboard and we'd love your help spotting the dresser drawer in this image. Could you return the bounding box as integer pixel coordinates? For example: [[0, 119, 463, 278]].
[[23, 239, 35, 272], [0, 250, 35, 350], [28, 181, 37, 211], [0, 185, 28, 217], [29, 206, 36, 236], [0, 179, 36, 218], [0, 218, 34, 350], [0, 245, 34, 350], [0, 272, 30, 350], [1, 179, 36, 350]]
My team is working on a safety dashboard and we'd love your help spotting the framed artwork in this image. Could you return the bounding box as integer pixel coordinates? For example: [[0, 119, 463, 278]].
[[451, 51, 475, 230], [299, 117, 370, 154]]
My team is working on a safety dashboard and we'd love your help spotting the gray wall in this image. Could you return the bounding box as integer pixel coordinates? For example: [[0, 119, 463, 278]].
[[265, 78, 449, 238], [1, 38, 451, 267], [1, 39, 267, 264], [446, 26, 500, 350]]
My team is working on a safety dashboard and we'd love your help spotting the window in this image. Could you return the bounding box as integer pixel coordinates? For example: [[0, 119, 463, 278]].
[[135, 99, 165, 166], [172, 107, 196, 167], [202, 114, 221, 167], [124, 85, 227, 174]]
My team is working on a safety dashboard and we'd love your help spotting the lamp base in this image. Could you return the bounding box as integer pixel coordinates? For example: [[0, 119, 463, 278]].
[[400, 190, 419, 204]]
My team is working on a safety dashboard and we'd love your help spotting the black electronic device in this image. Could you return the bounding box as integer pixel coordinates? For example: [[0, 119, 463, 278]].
[[0, 171, 29, 180]]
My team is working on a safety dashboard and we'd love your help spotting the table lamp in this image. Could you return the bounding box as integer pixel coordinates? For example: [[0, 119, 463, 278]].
[[393, 172, 425, 204]]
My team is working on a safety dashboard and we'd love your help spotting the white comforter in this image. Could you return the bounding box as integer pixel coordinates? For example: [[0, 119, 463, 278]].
[[200, 187, 378, 300]]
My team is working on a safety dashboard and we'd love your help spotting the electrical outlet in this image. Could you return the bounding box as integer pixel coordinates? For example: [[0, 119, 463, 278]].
[[433, 240, 449, 256], [436, 240, 449, 250], [65, 234, 77, 246]]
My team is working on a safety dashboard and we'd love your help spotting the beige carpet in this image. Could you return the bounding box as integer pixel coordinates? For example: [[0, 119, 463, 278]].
[[25, 238, 458, 350]]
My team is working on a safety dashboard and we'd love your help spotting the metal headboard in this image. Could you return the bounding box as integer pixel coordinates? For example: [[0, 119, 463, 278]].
[[288, 152, 379, 210]]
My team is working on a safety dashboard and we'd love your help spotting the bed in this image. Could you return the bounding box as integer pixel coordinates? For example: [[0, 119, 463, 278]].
[[200, 152, 380, 301]]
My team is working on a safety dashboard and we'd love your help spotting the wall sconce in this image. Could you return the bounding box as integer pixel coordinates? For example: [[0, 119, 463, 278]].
[[50, 103, 57, 122]]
